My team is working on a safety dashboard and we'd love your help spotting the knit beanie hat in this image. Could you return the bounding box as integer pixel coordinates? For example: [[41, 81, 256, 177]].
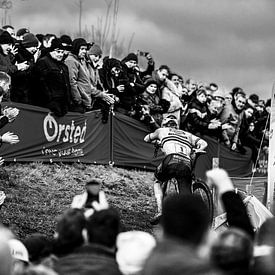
[[16, 28, 30, 37], [88, 43, 102, 56], [144, 78, 158, 88], [122, 52, 138, 63], [49, 38, 66, 52], [22, 33, 39, 48], [60, 34, 73, 51], [71, 38, 87, 56], [0, 31, 14, 44], [249, 94, 259, 104]]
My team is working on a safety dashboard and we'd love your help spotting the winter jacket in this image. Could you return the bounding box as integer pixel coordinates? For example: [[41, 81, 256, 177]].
[[65, 53, 92, 108], [31, 53, 71, 116], [54, 243, 121, 275], [0, 49, 17, 75], [10, 45, 36, 104]]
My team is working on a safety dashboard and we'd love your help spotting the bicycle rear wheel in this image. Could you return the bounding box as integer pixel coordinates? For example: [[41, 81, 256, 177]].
[[192, 179, 214, 225], [162, 178, 179, 198]]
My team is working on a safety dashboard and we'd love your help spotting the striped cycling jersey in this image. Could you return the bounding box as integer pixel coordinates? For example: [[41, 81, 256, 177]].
[[157, 127, 201, 165]]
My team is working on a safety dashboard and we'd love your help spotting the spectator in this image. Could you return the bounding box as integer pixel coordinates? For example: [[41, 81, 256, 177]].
[[16, 27, 30, 41], [23, 233, 55, 267], [60, 34, 73, 61], [162, 73, 185, 123], [184, 87, 208, 135], [138, 51, 155, 80], [219, 89, 246, 151], [239, 106, 265, 163], [212, 88, 225, 115], [8, 238, 30, 275], [116, 231, 156, 275], [210, 227, 254, 274], [136, 78, 168, 129], [253, 217, 275, 275], [31, 38, 71, 116], [65, 38, 92, 113], [53, 208, 86, 258], [115, 52, 144, 116], [247, 93, 259, 109], [10, 33, 39, 104], [86, 43, 115, 123], [55, 208, 122, 275], [0, 31, 29, 75], [143, 194, 216, 275], [254, 99, 269, 141], [2, 25, 16, 39], [100, 57, 131, 114], [0, 71, 19, 126], [224, 91, 232, 105], [39, 33, 56, 58]]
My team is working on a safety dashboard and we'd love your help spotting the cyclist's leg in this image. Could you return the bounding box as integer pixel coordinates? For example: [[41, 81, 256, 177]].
[[153, 179, 163, 215]]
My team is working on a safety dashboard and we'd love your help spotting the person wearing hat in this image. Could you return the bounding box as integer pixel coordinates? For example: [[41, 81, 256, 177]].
[[8, 239, 29, 274], [114, 52, 145, 116], [136, 78, 167, 129], [10, 33, 40, 104], [0, 31, 29, 76], [65, 37, 94, 113], [31, 38, 71, 117], [184, 87, 208, 134], [16, 27, 30, 41], [60, 34, 73, 61], [86, 43, 115, 123]]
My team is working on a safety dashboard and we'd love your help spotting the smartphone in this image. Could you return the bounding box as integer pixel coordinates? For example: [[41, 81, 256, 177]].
[[139, 51, 149, 57], [84, 179, 101, 208]]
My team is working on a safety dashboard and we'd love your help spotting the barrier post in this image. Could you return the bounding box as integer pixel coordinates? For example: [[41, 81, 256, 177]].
[[109, 104, 114, 167]]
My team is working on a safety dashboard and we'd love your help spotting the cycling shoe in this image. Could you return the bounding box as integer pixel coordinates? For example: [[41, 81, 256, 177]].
[[150, 213, 162, 225]]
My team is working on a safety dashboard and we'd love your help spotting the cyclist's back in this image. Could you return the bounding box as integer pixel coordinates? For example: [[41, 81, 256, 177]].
[[154, 127, 203, 169], [144, 115, 208, 224]]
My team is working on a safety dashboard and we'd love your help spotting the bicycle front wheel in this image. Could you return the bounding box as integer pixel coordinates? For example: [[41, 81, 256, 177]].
[[192, 179, 214, 225]]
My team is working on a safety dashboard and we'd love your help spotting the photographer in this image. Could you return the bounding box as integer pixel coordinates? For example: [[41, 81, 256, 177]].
[[86, 43, 115, 123], [10, 33, 40, 104]]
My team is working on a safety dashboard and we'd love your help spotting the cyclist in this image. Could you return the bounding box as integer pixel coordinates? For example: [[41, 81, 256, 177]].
[[144, 115, 208, 224]]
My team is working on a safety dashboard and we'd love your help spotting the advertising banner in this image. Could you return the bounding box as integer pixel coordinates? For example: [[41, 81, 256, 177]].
[[0, 103, 109, 164], [0, 103, 254, 178]]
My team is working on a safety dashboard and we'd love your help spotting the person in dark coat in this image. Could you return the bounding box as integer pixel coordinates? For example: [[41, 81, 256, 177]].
[[31, 38, 71, 117], [0, 31, 29, 77], [55, 208, 122, 275], [10, 33, 39, 104]]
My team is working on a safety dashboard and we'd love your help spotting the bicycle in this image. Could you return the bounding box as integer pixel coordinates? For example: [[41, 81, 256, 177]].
[[156, 145, 214, 225]]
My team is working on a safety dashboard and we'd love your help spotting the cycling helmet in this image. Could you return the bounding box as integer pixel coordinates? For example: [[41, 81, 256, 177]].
[[161, 116, 179, 129]]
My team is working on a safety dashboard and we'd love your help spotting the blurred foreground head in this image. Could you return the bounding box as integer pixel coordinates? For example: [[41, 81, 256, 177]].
[[210, 227, 253, 273], [161, 194, 209, 246]]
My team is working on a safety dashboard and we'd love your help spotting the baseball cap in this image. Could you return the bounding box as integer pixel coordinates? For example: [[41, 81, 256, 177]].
[[8, 239, 29, 263]]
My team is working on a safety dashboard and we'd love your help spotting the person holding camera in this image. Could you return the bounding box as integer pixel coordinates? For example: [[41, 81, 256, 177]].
[[10, 33, 40, 104], [0, 31, 29, 79], [86, 43, 115, 123]]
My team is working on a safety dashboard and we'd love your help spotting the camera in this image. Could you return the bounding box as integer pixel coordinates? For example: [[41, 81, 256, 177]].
[[138, 51, 149, 57], [84, 179, 101, 209]]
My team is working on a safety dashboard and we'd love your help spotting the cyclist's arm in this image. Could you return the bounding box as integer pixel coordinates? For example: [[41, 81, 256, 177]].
[[144, 129, 160, 143]]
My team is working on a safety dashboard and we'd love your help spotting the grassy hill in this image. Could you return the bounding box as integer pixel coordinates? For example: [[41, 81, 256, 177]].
[[0, 162, 156, 239]]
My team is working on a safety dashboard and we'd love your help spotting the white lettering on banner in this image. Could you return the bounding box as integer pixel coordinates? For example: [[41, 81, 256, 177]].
[[43, 114, 87, 144]]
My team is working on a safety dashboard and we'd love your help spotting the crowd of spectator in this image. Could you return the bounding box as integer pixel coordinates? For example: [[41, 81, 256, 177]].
[[0, 25, 273, 274], [0, 25, 270, 166], [0, 168, 274, 275]]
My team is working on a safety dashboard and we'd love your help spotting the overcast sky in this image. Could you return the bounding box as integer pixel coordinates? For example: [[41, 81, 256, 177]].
[[6, 0, 275, 99]]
